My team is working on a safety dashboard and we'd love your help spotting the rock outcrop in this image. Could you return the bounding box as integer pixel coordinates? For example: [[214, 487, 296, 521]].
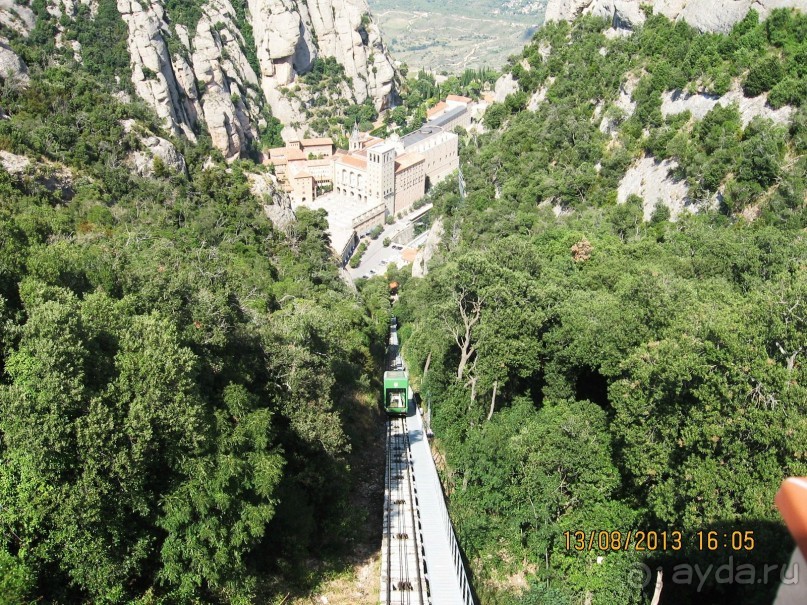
[[0, 150, 30, 174], [494, 72, 519, 102], [109, 0, 398, 158], [617, 156, 696, 221], [0, 0, 35, 37], [305, 0, 396, 107], [545, 0, 803, 33], [599, 71, 638, 133], [0, 0, 32, 86], [0, 40, 29, 84], [11, 0, 397, 159], [527, 76, 555, 111], [661, 84, 794, 126], [0, 150, 74, 197], [116, 0, 271, 157], [411, 217, 443, 278], [249, 171, 296, 229], [130, 136, 187, 176], [122, 118, 187, 176]]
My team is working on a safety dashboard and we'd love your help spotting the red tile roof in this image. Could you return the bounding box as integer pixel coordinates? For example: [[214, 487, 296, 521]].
[[427, 101, 447, 118], [300, 137, 334, 147], [336, 155, 367, 169]]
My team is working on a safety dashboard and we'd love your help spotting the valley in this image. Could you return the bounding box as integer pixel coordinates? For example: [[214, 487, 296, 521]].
[[368, 0, 545, 72]]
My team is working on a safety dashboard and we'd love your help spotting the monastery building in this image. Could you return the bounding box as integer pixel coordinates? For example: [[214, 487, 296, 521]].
[[266, 95, 473, 264]]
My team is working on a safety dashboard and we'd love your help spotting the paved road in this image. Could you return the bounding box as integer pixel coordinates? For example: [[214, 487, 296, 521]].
[[347, 216, 429, 280]]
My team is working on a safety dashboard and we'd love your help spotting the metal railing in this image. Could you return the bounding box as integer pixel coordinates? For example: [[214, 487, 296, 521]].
[[415, 404, 476, 605]]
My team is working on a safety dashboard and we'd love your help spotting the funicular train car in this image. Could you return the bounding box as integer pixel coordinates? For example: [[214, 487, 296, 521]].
[[383, 370, 409, 415]]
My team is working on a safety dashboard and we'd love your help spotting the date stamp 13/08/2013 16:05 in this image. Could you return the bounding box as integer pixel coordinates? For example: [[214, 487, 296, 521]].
[[563, 529, 758, 552]]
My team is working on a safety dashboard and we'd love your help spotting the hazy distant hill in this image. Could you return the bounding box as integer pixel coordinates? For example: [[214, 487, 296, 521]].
[[367, 0, 547, 72]]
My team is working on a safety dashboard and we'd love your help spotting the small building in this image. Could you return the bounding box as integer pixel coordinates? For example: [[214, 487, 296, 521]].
[[424, 96, 472, 131], [299, 137, 334, 158], [426, 101, 448, 120], [290, 171, 314, 204], [446, 94, 473, 106]]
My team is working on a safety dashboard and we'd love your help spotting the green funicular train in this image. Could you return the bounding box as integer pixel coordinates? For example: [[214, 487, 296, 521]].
[[383, 370, 408, 415]]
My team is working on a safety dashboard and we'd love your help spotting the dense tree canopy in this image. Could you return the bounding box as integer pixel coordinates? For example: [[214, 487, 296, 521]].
[[398, 8, 807, 605], [0, 58, 382, 605]]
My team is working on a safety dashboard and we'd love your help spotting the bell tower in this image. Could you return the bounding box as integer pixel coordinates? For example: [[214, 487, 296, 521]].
[[349, 121, 362, 152], [367, 142, 396, 215]]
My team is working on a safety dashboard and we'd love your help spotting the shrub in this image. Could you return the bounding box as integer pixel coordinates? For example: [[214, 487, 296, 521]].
[[768, 76, 807, 108], [650, 203, 671, 224], [152, 155, 169, 177], [743, 55, 784, 96], [484, 102, 508, 129], [348, 241, 368, 268]]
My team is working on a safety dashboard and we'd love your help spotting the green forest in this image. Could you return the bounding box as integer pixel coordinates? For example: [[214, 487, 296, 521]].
[[0, 11, 392, 604], [395, 8, 807, 605]]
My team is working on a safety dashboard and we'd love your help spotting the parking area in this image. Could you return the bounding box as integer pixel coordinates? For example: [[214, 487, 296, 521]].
[[349, 229, 429, 280]]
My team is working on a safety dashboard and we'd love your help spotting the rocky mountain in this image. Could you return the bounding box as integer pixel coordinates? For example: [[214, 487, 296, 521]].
[[545, 0, 806, 32], [3, 0, 398, 159]]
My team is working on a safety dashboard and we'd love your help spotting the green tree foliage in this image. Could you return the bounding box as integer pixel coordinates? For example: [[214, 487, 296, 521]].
[[394, 67, 500, 135], [69, 0, 132, 89], [163, 0, 205, 37], [743, 55, 784, 96], [348, 241, 368, 268], [230, 0, 261, 77], [0, 549, 33, 605], [301, 56, 349, 89], [402, 220, 806, 604], [0, 61, 380, 603], [398, 8, 807, 604]]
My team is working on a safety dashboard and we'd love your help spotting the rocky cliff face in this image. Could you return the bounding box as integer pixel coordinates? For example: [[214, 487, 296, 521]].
[[0, 0, 33, 85], [545, 0, 804, 32], [40, 0, 397, 159], [123, 0, 396, 157], [411, 217, 443, 278], [251, 0, 396, 129]]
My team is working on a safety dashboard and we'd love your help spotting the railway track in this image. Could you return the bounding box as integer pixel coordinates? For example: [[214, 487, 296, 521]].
[[382, 415, 429, 605], [380, 318, 473, 605]]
